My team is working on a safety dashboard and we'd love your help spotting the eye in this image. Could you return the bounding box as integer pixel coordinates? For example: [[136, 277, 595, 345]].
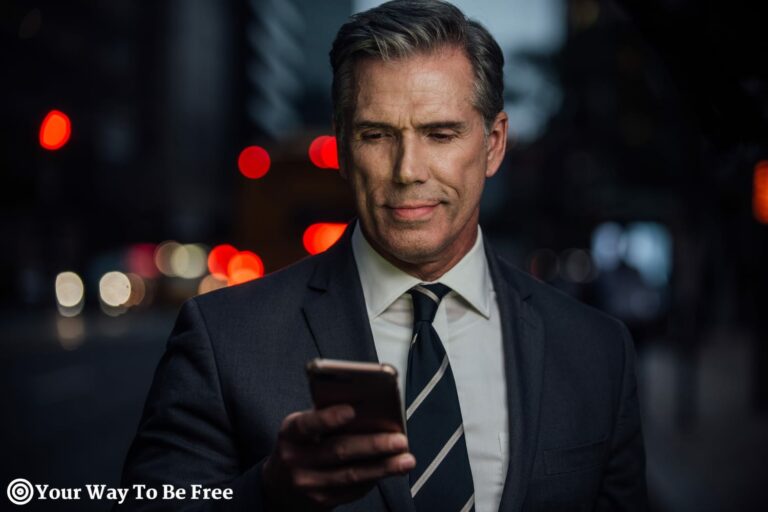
[[429, 132, 456, 143], [361, 131, 387, 141]]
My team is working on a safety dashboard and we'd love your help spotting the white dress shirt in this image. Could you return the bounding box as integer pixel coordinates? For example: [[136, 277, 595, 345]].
[[351, 223, 509, 512]]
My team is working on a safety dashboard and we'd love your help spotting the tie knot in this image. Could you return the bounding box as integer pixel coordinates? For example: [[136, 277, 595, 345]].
[[408, 283, 451, 323]]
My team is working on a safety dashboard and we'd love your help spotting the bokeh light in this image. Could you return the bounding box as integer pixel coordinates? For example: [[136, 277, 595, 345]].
[[320, 136, 339, 169], [591, 222, 624, 272], [622, 223, 672, 287], [99, 271, 131, 307], [303, 223, 347, 255], [55, 271, 84, 308], [154, 241, 180, 277], [227, 251, 264, 285], [39, 109, 72, 150], [57, 302, 84, 318], [309, 136, 332, 168], [56, 316, 85, 350], [126, 243, 159, 278], [560, 249, 595, 283], [124, 273, 146, 307], [208, 244, 238, 279], [101, 303, 128, 318], [170, 243, 208, 279], [591, 222, 672, 287], [309, 136, 339, 169], [198, 274, 228, 295], [754, 160, 768, 224], [238, 145, 271, 179]]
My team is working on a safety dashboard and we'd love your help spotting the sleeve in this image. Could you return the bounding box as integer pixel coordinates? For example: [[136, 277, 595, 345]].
[[117, 299, 271, 511], [594, 321, 649, 511]]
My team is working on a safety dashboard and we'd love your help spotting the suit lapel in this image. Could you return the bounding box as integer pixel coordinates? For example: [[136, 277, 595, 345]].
[[302, 226, 378, 363], [302, 223, 416, 512], [485, 240, 545, 512]]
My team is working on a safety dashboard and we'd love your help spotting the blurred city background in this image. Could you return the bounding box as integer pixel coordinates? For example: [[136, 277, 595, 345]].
[[1, 0, 766, 510]]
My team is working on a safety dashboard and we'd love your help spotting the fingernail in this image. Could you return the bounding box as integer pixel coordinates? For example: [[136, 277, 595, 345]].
[[390, 434, 407, 450], [399, 454, 416, 471]]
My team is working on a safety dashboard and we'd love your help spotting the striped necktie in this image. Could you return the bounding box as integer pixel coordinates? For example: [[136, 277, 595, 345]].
[[406, 283, 475, 512]]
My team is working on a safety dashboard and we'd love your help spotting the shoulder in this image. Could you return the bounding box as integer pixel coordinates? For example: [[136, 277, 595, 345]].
[[196, 254, 314, 308], [186, 247, 337, 334], [491, 254, 635, 410], [493, 252, 631, 358]]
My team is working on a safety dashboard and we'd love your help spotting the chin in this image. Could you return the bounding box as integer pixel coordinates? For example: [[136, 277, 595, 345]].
[[380, 229, 446, 264]]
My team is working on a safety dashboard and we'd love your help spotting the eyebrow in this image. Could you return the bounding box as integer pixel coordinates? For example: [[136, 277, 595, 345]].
[[352, 120, 468, 132]]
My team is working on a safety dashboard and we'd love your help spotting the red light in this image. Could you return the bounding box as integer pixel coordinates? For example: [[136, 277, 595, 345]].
[[40, 110, 71, 150], [125, 243, 159, 279], [309, 136, 331, 168], [238, 145, 271, 179], [321, 136, 339, 169], [309, 135, 339, 169], [208, 244, 238, 279], [754, 160, 768, 224], [303, 223, 347, 255], [227, 250, 264, 285]]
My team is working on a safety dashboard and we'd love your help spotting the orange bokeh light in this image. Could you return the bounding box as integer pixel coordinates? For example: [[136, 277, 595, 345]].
[[227, 250, 264, 285], [208, 244, 238, 279], [303, 223, 347, 255], [754, 160, 768, 224], [309, 135, 339, 169], [40, 110, 72, 150], [238, 145, 271, 179], [228, 268, 260, 285]]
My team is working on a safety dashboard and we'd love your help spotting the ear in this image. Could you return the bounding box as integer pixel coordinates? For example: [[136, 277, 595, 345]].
[[485, 111, 508, 178]]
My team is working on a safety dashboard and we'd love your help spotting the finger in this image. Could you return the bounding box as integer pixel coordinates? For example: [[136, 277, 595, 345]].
[[297, 453, 416, 489], [309, 433, 409, 467], [281, 404, 355, 442]]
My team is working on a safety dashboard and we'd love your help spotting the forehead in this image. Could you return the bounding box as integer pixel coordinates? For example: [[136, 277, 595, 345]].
[[351, 47, 477, 123]]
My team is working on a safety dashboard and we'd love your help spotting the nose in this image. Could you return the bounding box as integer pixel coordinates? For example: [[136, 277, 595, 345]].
[[393, 133, 429, 185]]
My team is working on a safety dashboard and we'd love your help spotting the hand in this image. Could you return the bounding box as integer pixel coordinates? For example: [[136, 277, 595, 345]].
[[261, 404, 415, 511]]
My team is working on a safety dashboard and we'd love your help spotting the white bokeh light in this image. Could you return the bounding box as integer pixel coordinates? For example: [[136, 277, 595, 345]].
[[99, 271, 131, 307], [170, 243, 208, 279], [55, 271, 84, 308]]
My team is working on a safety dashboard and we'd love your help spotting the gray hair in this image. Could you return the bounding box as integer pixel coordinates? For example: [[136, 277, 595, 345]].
[[330, 0, 504, 144]]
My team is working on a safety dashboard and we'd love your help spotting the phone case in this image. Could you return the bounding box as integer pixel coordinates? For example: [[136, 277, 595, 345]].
[[306, 358, 406, 434]]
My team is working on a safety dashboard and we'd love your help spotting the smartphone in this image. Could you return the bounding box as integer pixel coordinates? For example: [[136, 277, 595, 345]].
[[306, 358, 406, 435]]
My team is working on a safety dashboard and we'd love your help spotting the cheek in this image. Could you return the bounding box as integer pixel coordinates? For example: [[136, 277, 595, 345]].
[[433, 145, 487, 200], [349, 153, 392, 199], [348, 168, 381, 213]]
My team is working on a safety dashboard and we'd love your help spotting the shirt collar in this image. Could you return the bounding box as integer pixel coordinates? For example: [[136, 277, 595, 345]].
[[351, 221, 493, 319]]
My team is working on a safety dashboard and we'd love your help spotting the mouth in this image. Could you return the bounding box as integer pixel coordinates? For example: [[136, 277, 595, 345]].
[[384, 202, 441, 221]]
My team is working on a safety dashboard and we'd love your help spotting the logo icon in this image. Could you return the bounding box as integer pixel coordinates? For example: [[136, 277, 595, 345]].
[[7, 479, 34, 506]]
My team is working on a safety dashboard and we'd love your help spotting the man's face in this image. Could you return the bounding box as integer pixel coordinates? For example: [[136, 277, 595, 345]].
[[341, 47, 508, 273]]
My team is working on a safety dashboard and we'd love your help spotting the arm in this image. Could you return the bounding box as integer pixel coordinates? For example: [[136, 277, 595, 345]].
[[118, 299, 412, 511], [118, 299, 268, 511], [594, 322, 649, 511]]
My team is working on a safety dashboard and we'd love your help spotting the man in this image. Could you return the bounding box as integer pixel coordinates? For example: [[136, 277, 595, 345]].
[[120, 1, 647, 511]]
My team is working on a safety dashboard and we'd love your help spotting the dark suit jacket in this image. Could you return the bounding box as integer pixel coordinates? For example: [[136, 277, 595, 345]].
[[119, 226, 647, 511]]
